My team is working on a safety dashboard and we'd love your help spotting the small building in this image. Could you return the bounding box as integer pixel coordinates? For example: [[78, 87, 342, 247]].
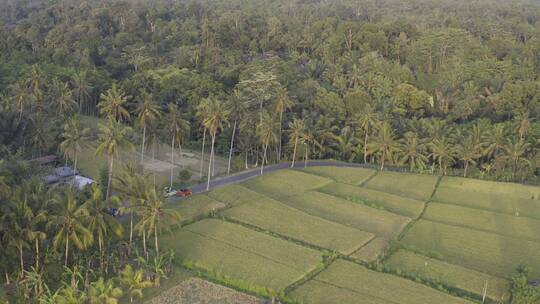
[[73, 175, 95, 190], [42, 175, 60, 184], [55, 166, 78, 179]]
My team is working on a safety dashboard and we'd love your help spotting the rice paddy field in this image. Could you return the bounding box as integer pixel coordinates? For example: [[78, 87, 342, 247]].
[[153, 166, 540, 303]]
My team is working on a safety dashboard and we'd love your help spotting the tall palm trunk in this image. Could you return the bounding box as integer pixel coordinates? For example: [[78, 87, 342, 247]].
[[64, 232, 70, 266], [278, 112, 283, 162], [364, 131, 369, 164], [129, 212, 134, 249], [143, 230, 147, 259], [261, 143, 268, 175], [154, 226, 159, 257], [380, 150, 385, 170], [141, 124, 146, 165], [291, 137, 298, 168], [200, 128, 207, 179], [35, 238, 40, 271], [464, 161, 469, 177], [304, 145, 308, 168], [106, 155, 114, 199], [207, 131, 216, 190], [19, 245, 24, 278], [152, 143, 156, 187], [170, 135, 175, 190]]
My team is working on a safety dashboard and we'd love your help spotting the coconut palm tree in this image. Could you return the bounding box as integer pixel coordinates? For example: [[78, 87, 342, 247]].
[[456, 135, 482, 177], [116, 265, 153, 303], [196, 100, 210, 180], [257, 113, 278, 175], [98, 84, 130, 122], [60, 116, 90, 177], [166, 103, 190, 189], [1, 199, 33, 278], [51, 78, 77, 116], [398, 131, 428, 171], [226, 90, 248, 175], [136, 92, 161, 167], [134, 186, 180, 257], [201, 97, 230, 190], [72, 71, 93, 115], [87, 278, 123, 304], [10, 81, 29, 121], [300, 127, 321, 168], [95, 118, 134, 198], [500, 137, 531, 181], [114, 164, 148, 249], [367, 122, 399, 170], [49, 188, 92, 266], [484, 123, 507, 159], [272, 87, 294, 162], [429, 136, 456, 175], [288, 118, 305, 168], [354, 106, 379, 163], [82, 184, 124, 264]]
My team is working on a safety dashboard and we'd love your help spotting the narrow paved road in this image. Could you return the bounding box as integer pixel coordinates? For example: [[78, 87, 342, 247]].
[[189, 160, 368, 194]]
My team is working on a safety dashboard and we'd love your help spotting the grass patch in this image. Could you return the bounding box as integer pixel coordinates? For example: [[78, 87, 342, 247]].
[[424, 202, 540, 242], [318, 182, 425, 218], [207, 184, 265, 207], [349, 237, 391, 263], [161, 219, 321, 291], [167, 195, 226, 225], [300, 166, 375, 185], [385, 249, 511, 303], [440, 177, 540, 200], [289, 259, 474, 304], [222, 197, 374, 255], [364, 171, 439, 201], [401, 220, 540, 278], [282, 191, 410, 239], [242, 169, 333, 199], [434, 186, 540, 220]]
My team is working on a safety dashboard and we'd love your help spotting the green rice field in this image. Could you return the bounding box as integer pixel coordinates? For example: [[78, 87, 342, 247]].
[[154, 166, 540, 303], [385, 250, 511, 302]]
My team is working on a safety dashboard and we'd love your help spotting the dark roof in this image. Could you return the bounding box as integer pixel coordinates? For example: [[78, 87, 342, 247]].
[[42, 175, 60, 184], [29, 155, 57, 165], [55, 166, 77, 178]]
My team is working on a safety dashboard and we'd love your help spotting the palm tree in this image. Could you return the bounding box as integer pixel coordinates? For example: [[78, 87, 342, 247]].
[[226, 90, 247, 175], [330, 126, 359, 162], [135, 92, 161, 166], [82, 184, 124, 263], [500, 137, 531, 181], [117, 265, 153, 303], [202, 97, 230, 190], [60, 116, 90, 177], [484, 123, 507, 159], [300, 128, 321, 168], [257, 113, 278, 175], [167, 103, 190, 189], [72, 71, 93, 115], [95, 118, 134, 198], [272, 87, 294, 162], [10, 81, 29, 121], [288, 118, 305, 168], [429, 137, 456, 175], [98, 84, 130, 122], [456, 136, 482, 177], [196, 101, 210, 180], [398, 132, 428, 171], [367, 122, 399, 170], [114, 165, 147, 249], [134, 187, 180, 257], [354, 106, 379, 163], [88, 278, 123, 304], [51, 78, 77, 116], [49, 189, 92, 266], [1, 199, 33, 278]]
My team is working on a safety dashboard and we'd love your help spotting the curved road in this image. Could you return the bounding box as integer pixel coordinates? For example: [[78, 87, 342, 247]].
[[189, 160, 369, 195]]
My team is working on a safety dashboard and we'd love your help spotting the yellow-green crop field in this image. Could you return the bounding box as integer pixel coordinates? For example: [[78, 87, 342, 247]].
[[154, 167, 540, 304]]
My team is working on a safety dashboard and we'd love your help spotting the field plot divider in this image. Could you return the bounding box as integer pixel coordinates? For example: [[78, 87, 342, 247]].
[[283, 253, 339, 296], [396, 175, 443, 242], [218, 215, 331, 253], [346, 234, 378, 258], [182, 226, 312, 272], [358, 170, 380, 187]]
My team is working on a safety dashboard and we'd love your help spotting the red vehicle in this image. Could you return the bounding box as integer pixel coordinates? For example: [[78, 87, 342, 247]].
[[176, 188, 192, 197]]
